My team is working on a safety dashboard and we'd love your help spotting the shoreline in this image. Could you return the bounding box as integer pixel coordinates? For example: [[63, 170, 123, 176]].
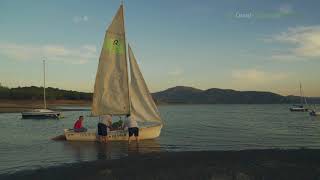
[[1, 149, 320, 180], [0, 100, 91, 113], [0, 100, 308, 113]]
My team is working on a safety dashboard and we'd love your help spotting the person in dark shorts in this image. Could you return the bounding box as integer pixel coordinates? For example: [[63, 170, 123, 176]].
[[97, 115, 112, 143], [128, 127, 139, 137], [125, 115, 139, 144]]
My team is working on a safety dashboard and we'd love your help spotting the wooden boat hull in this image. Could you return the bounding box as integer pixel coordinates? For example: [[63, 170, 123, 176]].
[[64, 124, 162, 141]]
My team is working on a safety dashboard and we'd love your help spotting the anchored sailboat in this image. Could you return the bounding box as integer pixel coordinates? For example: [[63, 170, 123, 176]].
[[21, 60, 62, 119], [290, 83, 308, 112], [310, 108, 320, 116], [64, 4, 163, 141]]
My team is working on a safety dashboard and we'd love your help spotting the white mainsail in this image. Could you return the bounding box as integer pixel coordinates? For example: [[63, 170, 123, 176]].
[[92, 5, 130, 116], [128, 45, 162, 123]]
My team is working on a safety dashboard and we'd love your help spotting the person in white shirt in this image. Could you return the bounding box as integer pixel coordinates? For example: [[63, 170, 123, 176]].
[[97, 115, 112, 143], [124, 115, 139, 144]]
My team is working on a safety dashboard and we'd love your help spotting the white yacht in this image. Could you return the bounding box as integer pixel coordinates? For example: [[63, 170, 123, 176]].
[[21, 60, 61, 119]]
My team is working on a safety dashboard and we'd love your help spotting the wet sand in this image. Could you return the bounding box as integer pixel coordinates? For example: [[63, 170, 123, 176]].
[[1, 149, 320, 180]]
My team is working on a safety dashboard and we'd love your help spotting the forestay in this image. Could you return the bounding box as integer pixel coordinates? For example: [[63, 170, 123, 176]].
[[92, 5, 130, 116], [128, 45, 162, 123]]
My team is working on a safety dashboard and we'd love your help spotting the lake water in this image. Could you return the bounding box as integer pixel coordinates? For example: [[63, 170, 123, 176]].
[[1, 104, 320, 174]]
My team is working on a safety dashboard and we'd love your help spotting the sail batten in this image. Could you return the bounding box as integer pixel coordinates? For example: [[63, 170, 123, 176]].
[[92, 5, 130, 116], [128, 45, 162, 123]]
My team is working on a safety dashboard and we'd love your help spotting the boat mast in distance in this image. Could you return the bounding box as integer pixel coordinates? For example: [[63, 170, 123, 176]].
[[302, 83, 308, 106], [299, 82, 303, 105], [289, 82, 308, 112], [21, 59, 62, 119], [43, 59, 47, 109]]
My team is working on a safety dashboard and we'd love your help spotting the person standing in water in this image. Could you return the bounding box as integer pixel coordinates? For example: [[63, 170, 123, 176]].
[[97, 115, 112, 143], [124, 115, 139, 144]]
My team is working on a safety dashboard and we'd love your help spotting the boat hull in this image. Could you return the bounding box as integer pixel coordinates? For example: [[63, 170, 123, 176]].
[[21, 112, 61, 119], [289, 108, 308, 112], [64, 124, 162, 141], [310, 111, 320, 116]]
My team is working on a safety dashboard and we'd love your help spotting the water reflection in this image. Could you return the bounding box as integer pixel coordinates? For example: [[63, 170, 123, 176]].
[[63, 139, 161, 162]]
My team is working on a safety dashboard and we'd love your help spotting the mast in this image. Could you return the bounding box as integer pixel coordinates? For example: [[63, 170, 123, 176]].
[[122, 2, 131, 115], [300, 82, 308, 106], [299, 82, 303, 105], [43, 60, 47, 109], [304, 92, 308, 106], [302, 83, 308, 106]]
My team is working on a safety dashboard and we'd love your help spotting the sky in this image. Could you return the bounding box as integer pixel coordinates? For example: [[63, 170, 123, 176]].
[[0, 0, 320, 96]]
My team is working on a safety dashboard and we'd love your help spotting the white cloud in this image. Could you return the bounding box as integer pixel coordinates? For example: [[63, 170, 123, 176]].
[[82, 45, 97, 53], [270, 54, 300, 61], [0, 42, 98, 64], [168, 67, 184, 76], [279, 4, 293, 15], [264, 25, 320, 61], [232, 69, 288, 83], [73, 15, 89, 23]]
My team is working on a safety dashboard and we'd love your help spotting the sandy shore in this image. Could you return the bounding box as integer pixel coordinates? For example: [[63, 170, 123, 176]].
[[1, 149, 320, 180], [0, 100, 91, 113]]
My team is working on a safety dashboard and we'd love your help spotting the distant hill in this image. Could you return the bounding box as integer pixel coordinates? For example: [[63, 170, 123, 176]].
[[152, 86, 320, 104], [1, 85, 319, 104]]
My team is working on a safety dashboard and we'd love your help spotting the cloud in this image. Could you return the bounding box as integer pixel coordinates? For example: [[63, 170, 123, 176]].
[[275, 26, 320, 57], [168, 67, 184, 76], [269, 54, 301, 61], [232, 69, 288, 83], [264, 25, 320, 61], [82, 45, 97, 53], [279, 4, 293, 15], [73, 15, 89, 23], [0, 42, 98, 64]]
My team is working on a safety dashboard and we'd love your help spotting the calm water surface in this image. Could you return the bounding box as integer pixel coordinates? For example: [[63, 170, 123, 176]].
[[1, 104, 320, 174]]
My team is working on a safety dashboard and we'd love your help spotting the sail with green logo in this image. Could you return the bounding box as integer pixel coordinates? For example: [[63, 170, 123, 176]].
[[63, 4, 163, 142], [92, 4, 130, 116]]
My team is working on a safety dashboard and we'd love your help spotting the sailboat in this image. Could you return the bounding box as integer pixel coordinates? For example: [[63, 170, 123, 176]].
[[310, 110, 320, 116], [289, 83, 308, 112], [21, 60, 62, 119], [64, 4, 163, 141], [309, 105, 320, 116]]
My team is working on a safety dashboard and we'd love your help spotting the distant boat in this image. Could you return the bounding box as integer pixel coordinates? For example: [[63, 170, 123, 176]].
[[290, 83, 308, 112], [310, 110, 320, 116], [22, 109, 61, 119], [64, 4, 163, 141], [21, 60, 61, 119], [309, 105, 320, 116]]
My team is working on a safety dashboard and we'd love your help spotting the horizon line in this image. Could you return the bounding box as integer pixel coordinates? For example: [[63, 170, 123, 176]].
[[1, 84, 319, 98]]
